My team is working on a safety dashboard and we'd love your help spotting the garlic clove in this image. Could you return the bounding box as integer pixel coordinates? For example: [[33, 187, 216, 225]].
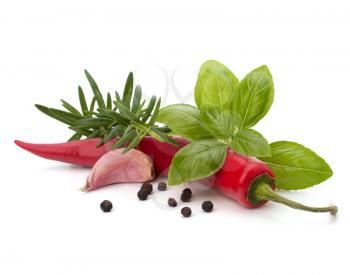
[[82, 148, 154, 191]]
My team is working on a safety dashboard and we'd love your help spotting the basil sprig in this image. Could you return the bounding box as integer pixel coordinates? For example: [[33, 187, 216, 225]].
[[159, 61, 273, 185], [159, 60, 333, 190]]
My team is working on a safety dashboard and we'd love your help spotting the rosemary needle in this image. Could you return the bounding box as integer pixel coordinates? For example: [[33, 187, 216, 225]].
[[36, 70, 173, 151]]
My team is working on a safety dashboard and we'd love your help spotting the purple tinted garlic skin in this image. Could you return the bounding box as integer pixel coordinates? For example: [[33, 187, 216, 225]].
[[82, 149, 155, 191]]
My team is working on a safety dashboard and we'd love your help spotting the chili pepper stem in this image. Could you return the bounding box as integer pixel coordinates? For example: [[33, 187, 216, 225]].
[[254, 182, 338, 215]]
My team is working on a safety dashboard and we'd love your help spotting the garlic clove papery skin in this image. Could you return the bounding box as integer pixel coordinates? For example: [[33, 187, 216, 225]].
[[82, 148, 155, 191]]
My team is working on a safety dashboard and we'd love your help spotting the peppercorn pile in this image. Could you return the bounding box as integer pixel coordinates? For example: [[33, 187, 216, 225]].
[[100, 181, 214, 218]]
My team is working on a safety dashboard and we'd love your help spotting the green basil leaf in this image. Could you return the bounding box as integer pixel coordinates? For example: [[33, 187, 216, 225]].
[[199, 105, 240, 139], [233, 65, 274, 129], [157, 104, 214, 141], [259, 141, 333, 190], [168, 140, 227, 185], [230, 129, 271, 157], [195, 60, 239, 111]]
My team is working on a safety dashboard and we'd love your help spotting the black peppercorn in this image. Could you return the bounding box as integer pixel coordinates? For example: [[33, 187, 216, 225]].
[[100, 200, 113, 212], [137, 189, 149, 200], [140, 182, 153, 195], [181, 207, 192, 217], [180, 188, 192, 202], [202, 201, 214, 212], [168, 198, 177, 207], [158, 181, 167, 191]]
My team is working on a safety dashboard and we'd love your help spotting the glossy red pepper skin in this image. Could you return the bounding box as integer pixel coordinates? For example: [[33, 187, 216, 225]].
[[205, 150, 275, 208], [138, 136, 189, 176], [15, 136, 188, 176], [15, 139, 114, 167]]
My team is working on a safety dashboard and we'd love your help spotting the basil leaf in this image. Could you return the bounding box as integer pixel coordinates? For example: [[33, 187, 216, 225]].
[[233, 65, 274, 129], [168, 140, 227, 185], [199, 105, 239, 139], [230, 129, 271, 157], [195, 60, 239, 111], [259, 141, 333, 190], [157, 104, 213, 141]]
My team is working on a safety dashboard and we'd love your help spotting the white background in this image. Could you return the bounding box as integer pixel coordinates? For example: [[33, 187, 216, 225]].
[[1, 0, 350, 274]]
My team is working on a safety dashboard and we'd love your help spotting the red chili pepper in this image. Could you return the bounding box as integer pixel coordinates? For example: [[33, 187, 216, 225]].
[[202, 150, 275, 208], [14, 136, 189, 176], [15, 137, 337, 214], [203, 150, 337, 214], [15, 139, 114, 167], [138, 136, 189, 176]]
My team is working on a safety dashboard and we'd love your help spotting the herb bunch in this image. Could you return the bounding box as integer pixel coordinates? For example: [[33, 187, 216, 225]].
[[36, 70, 174, 153], [158, 60, 333, 190]]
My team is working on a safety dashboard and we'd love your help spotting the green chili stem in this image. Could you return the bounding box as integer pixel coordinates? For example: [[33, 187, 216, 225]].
[[254, 182, 338, 215]]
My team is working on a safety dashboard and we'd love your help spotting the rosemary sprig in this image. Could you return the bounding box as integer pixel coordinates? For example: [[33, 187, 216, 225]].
[[35, 70, 173, 152]]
